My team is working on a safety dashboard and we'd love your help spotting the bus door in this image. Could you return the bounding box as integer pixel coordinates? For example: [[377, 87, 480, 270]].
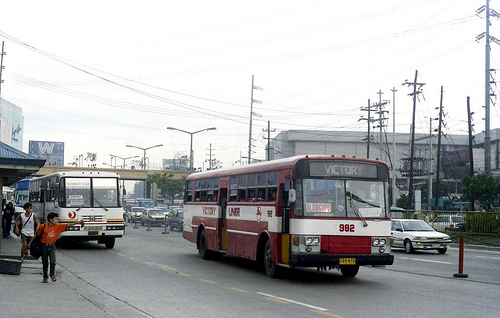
[[280, 183, 292, 264], [219, 188, 228, 251]]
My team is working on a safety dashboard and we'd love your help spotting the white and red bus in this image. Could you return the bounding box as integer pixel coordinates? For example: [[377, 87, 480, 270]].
[[29, 171, 124, 248], [183, 155, 394, 277]]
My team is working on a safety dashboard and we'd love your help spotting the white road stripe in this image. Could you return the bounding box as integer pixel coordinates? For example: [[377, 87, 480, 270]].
[[400, 257, 452, 265], [476, 256, 500, 260], [257, 292, 328, 311]]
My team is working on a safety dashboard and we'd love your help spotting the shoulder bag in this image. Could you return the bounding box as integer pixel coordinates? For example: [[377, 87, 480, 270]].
[[15, 214, 32, 237], [29, 224, 45, 259]]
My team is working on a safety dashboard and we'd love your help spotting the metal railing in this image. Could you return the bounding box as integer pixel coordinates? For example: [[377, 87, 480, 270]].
[[391, 210, 500, 236]]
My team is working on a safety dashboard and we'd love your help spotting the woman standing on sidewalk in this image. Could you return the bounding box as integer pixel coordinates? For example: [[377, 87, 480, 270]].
[[28, 212, 84, 283], [15, 202, 39, 262]]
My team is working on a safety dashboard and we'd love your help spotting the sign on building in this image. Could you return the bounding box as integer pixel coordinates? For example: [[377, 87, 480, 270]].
[[29, 141, 64, 166]]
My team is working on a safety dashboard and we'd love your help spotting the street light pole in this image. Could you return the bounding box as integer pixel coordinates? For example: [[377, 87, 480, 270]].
[[125, 144, 163, 170], [167, 127, 217, 173], [110, 154, 140, 169]]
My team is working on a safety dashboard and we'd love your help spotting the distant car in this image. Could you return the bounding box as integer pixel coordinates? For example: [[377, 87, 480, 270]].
[[168, 210, 184, 231], [140, 208, 167, 226], [123, 199, 138, 212], [431, 214, 465, 231], [127, 207, 145, 223], [391, 219, 451, 254]]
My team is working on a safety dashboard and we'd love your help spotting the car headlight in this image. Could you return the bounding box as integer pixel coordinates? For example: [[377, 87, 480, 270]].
[[305, 236, 320, 246]]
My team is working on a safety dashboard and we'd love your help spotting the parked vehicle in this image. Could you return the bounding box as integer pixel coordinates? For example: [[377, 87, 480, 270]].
[[140, 208, 166, 226], [431, 214, 465, 231], [127, 207, 145, 223], [168, 209, 183, 231], [391, 219, 451, 254]]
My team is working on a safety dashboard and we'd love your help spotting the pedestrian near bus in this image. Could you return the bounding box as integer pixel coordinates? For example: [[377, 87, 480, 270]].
[[15, 202, 39, 262], [2, 202, 16, 237], [28, 212, 84, 283]]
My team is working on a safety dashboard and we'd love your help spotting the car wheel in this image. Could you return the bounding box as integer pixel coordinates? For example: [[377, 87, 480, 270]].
[[340, 265, 359, 278], [170, 224, 174, 231], [404, 240, 414, 253], [437, 248, 447, 254]]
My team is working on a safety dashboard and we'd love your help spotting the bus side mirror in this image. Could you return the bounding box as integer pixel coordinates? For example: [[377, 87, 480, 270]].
[[288, 189, 296, 203]]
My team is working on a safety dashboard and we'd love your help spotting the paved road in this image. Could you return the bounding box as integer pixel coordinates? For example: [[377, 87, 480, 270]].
[[2, 226, 500, 317]]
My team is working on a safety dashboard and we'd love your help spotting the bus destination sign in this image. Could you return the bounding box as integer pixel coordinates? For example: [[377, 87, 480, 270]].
[[309, 161, 377, 178]]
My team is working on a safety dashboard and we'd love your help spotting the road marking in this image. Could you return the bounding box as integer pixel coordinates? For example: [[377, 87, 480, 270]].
[[200, 279, 218, 284], [400, 257, 452, 265], [229, 287, 249, 293], [130, 257, 139, 261], [178, 272, 191, 277], [265, 297, 289, 304], [256, 292, 328, 311], [311, 310, 344, 318], [118, 253, 126, 257], [476, 255, 500, 260]]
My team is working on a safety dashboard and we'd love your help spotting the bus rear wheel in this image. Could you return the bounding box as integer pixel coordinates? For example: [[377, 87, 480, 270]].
[[340, 265, 359, 278]]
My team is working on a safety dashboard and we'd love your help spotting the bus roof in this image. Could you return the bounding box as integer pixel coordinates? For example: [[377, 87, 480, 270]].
[[32, 171, 121, 180], [186, 155, 387, 181]]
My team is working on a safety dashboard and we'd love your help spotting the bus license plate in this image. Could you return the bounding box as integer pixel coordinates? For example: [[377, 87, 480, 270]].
[[339, 258, 356, 265], [88, 231, 98, 235]]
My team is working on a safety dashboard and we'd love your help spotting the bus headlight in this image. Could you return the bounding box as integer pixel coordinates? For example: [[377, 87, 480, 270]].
[[372, 237, 388, 246], [305, 236, 320, 246]]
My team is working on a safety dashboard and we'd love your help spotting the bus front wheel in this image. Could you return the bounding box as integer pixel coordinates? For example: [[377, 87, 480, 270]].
[[263, 240, 279, 278], [340, 265, 359, 278], [104, 237, 115, 249], [198, 229, 211, 259]]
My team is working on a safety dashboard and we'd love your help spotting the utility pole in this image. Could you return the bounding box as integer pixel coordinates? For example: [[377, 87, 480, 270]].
[[248, 76, 263, 164], [434, 86, 444, 210], [428, 119, 433, 207], [391, 87, 397, 207], [485, 0, 492, 175], [262, 121, 275, 161], [0, 41, 5, 97], [376, 90, 389, 161], [476, 0, 500, 174], [467, 97, 475, 209], [359, 99, 372, 158], [403, 71, 425, 208]]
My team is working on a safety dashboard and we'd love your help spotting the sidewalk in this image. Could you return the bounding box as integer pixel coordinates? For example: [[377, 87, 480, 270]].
[[0, 235, 108, 317]]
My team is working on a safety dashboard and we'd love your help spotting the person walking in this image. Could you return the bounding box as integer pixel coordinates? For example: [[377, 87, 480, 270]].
[[2, 202, 16, 237], [1, 199, 9, 238], [28, 212, 84, 283], [15, 202, 39, 262]]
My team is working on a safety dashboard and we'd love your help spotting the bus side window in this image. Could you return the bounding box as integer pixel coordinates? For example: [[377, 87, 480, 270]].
[[266, 187, 277, 202]]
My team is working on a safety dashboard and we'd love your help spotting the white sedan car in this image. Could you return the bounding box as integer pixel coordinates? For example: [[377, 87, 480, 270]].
[[391, 219, 451, 254]]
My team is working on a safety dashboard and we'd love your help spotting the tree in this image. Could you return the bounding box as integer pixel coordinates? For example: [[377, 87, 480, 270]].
[[461, 173, 500, 211], [147, 173, 185, 203], [85, 152, 97, 167]]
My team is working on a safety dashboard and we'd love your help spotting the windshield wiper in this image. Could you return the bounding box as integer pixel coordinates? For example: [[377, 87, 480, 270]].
[[347, 194, 368, 227], [94, 198, 109, 211]]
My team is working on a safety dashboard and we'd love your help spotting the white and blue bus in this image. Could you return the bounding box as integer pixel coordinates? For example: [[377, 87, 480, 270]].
[[29, 171, 125, 248]]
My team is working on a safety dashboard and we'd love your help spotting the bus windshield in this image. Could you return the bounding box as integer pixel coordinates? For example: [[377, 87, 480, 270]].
[[295, 179, 387, 218], [63, 177, 119, 208]]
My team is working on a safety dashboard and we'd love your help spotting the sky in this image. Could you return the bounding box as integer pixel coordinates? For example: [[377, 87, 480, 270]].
[[0, 0, 498, 170]]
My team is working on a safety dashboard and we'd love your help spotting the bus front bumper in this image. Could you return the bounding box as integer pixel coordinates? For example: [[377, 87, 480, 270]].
[[289, 253, 394, 267]]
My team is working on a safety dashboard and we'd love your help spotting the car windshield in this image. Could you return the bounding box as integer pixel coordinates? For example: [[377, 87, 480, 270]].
[[402, 220, 435, 231], [149, 210, 163, 215]]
